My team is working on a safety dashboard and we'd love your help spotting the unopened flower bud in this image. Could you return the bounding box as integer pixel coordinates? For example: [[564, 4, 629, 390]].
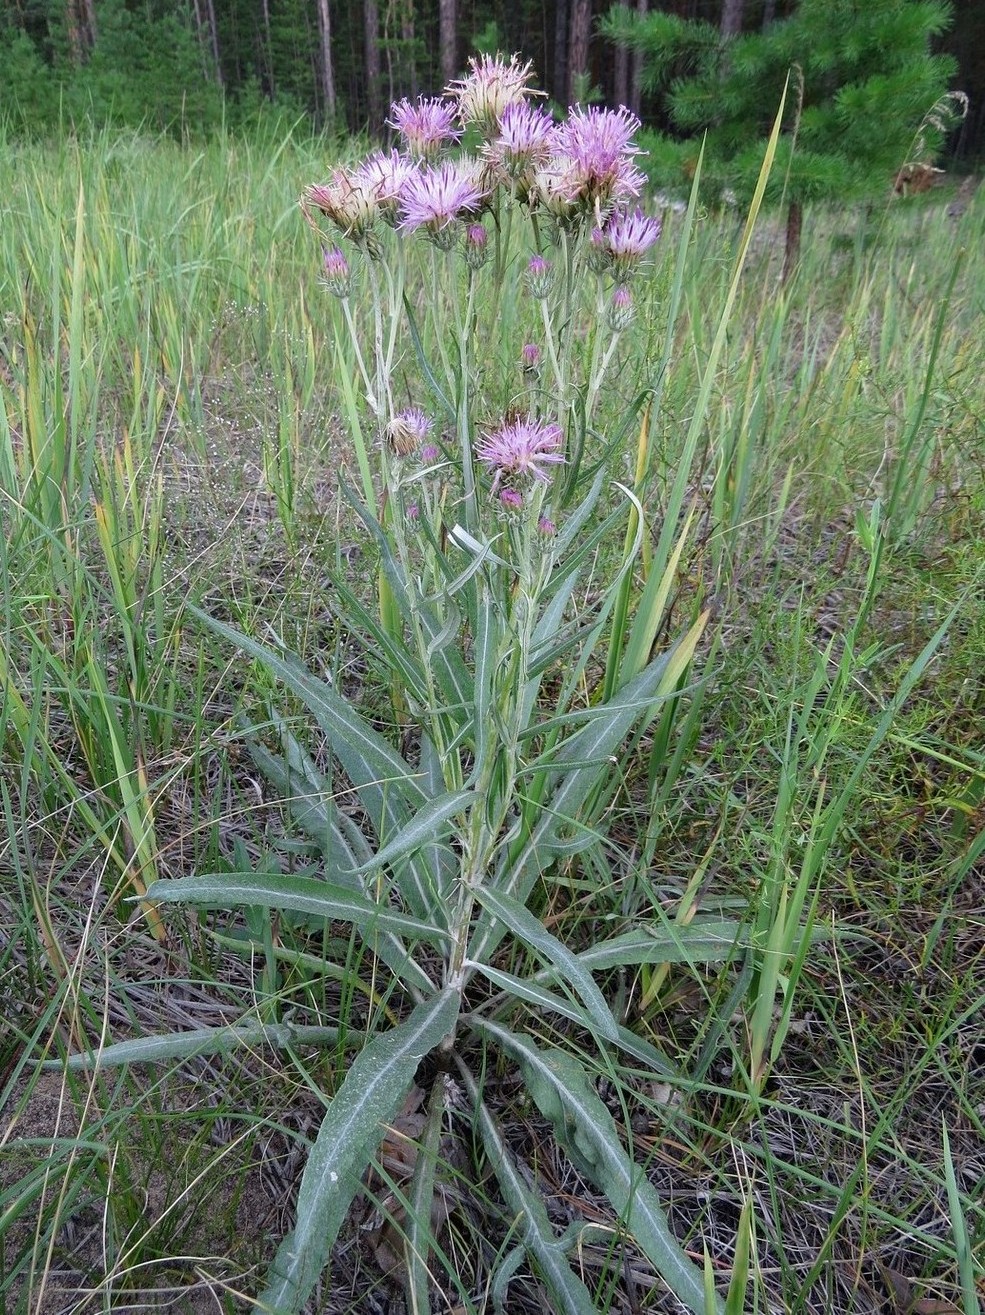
[[607, 284, 634, 332], [464, 223, 490, 270], [521, 342, 541, 375], [525, 254, 552, 299], [499, 487, 523, 511], [537, 516, 556, 536], [322, 245, 352, 298], [587, 227, 611, 275]]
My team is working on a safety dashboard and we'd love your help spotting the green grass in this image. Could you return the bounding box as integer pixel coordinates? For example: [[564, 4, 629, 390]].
[[1, 123, 983, 1313]]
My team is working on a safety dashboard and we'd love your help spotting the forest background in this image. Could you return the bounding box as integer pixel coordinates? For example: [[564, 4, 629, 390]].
[[1, 0, 984, 161]]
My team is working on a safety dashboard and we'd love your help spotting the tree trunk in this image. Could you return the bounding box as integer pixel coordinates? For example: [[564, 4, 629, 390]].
[[64, 0, 95, 63], [553, 0, 569, 104], [401, 0, 418, 98], [259, 0, 273, 94], [314, 0, 337, 122], [568, 0, 592, 102], [613, 38, 629, 109], [782, 199, 802, 282], [438, 0, 456, 87], [720, 0, 744, 37], [365, 0, 381, 128], [203, 0, 223, 86], [629, 0, 647, 115]]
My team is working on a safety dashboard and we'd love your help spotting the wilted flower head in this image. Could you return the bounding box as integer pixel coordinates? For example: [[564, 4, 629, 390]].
[[603, 207, 662, 277], [484, 102, 556, 180], [304, 170, 380, 242], [387, 407, 433, 456], [449, 53, 536, 135], [399, 159, 488, 245], [476, 414, 565, 489], [321, 245, 351, 297], [547, 106, 647, 215], [351, 150, 419, 223], [388, 96, 461, 161]]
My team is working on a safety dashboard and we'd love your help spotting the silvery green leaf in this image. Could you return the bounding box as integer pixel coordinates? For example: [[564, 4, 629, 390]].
[[354, 790, 475, 877], [472, 1089, 598, 1315], [463, 962, 602, 1035], [145, 872, 448, 950], [477, 1021, 722, 1315], [189, 606, 440, 922], [471, 887, 618, 1042], [448, 523, 509, 568], [575, 921, 746, 971], [247, 738, 435, 992], [470, 643, 683, 965], [46, 1020, 342, 1071], [262, 990, 460, 1314]]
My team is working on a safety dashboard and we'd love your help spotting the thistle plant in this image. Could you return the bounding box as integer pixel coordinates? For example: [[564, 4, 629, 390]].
[[70, 56, 747, 1314]]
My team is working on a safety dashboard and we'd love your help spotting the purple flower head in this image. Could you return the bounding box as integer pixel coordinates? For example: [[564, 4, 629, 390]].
[[464, 222, 490, 270], [546, 106, 647, 214], [352, 150, 419, 224], [607, 284, 635, 332], [521, 342, 541, 371], [388, 97, 461, 161], [304, 170, 379, 242], [499, 487, 524, 511], [387, 407, 433, 457], [420, 443, 440, 464], [406, 502, 420, 520], [537, 516, 556, 536], [448, 53, 536, 135], [604, 207, 662, 277], [398, 159, 488, 245], [484, 102, 556, 179], [525, 254, 552, 298], [476, 414, 566, 489]]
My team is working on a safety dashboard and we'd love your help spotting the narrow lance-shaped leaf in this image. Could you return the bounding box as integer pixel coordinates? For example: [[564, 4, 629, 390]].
[[262, 989, 461, 1314], [462, 1068, 599, 1315], [476, 1020, 723, 1315], [472, 886, 618, 1041], [145, 872, 448, 949]]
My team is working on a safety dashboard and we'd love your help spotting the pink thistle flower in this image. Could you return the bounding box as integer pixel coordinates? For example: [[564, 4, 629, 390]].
[[352, 150, 419, 224], [398, 160, 488, 245], [476, 415, 565, 489], [303, 170, 380, 241], [387, 407, 433, 456], [406, 502, 420, 520], [604, 208, 662, 277], [537, 516, 556, 535], [521, 342, 541, 371], [388, 97, 461, 160], [483, 102, 556, 179], [499, 488, 524, 510], [420, 443, 440, 463], [448, 53, 537, 135], [546, 105, 647, 214]]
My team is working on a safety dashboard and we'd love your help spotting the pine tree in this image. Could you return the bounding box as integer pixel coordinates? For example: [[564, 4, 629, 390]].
[[604, 0, 960, 274]]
